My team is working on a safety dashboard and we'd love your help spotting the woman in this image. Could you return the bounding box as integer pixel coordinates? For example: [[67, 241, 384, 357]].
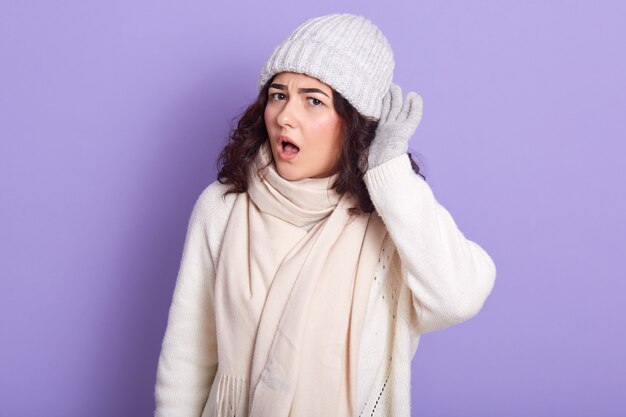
[[154, 13, 496, 417]]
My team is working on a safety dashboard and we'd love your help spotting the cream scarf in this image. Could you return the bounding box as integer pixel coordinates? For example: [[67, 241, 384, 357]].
[[213, 142, 387, 416]]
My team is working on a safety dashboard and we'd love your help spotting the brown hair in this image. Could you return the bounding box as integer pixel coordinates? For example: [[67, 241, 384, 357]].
[[217, 76, 425, 214]]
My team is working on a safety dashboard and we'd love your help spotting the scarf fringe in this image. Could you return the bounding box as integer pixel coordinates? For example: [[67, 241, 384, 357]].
[[215, 373, 249, 417]]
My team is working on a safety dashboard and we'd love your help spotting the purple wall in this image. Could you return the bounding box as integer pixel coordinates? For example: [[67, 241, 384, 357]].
[[1, 1, 624, 416]]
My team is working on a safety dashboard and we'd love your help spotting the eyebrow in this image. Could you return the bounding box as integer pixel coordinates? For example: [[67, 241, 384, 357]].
[[269, 83, 330, 98]]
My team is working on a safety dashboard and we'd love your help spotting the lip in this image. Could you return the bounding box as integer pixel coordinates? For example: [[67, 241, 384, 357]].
[[276, 135, 300, 162]]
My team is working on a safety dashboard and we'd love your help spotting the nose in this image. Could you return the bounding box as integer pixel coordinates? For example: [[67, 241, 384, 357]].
[[276, 96, 298, 129]]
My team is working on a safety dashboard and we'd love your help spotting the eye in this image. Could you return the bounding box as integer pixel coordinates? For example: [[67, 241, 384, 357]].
[[307, 97, 323, 106], [269, 92, 286, 101]]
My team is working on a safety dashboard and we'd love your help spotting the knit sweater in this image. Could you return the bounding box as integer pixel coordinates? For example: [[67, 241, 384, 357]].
[[154, 153, 497, 417]]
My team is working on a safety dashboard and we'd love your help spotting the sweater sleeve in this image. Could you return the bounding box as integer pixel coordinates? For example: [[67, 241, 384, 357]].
[[364, 154, 496, 334], [154, 186, 220, 416]]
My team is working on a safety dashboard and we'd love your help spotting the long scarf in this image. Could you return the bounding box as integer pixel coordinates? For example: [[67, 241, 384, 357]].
[[213, 142, 387, 416]]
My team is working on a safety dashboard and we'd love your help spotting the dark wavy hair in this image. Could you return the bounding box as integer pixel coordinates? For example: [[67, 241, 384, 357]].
[[217, 75, 425, 214]]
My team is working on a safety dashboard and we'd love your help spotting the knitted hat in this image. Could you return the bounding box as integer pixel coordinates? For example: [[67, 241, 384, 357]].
[[258, 13, 395, 119]]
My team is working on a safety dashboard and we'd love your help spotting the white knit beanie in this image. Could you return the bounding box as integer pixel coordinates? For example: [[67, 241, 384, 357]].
[[258, 13, 395, 119]]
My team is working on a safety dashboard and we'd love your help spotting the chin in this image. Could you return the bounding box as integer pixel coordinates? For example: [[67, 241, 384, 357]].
[[270, 149, 306, 181], [276, 164, 307, 181]]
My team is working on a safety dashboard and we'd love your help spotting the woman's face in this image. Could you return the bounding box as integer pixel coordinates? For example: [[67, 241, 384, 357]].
[[264, 72, 343, 181]]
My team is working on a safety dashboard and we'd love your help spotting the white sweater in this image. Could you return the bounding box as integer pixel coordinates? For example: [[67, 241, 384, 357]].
[[154, 153, 497, 417]]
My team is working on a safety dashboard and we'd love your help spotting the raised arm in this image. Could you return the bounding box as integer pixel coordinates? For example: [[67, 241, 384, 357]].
[[365, 84, 495, 334], [364, 154, 496, 334], [154, 186, 220, 416]]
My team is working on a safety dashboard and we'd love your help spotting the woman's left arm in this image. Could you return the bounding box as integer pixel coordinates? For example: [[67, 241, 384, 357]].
[[365, 84, 496, 334], [364, 153, 496, 334]]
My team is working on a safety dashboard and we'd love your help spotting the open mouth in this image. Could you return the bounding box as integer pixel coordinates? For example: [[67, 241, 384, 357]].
[[278, 136, 300, 161], [280, 138, 300, 157]]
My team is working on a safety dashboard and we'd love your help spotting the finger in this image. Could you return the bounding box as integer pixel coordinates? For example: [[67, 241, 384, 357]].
[[400, 92, 416, 121], [379, 87, 392, 123], [388, 84, 403, 121], [405, 92, 423, 127]]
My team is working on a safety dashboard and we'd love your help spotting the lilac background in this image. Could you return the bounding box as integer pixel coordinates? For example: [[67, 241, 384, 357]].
[[1, 1, 624, 416]]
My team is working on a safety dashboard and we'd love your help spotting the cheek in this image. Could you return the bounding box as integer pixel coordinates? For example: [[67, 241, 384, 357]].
[[312, 115, 342, 153], [263, 106, 272, 127], [309, 113, 336, 136]]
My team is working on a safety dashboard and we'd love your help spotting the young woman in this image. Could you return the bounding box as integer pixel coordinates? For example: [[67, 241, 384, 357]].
[[155, 13, 496, 417]]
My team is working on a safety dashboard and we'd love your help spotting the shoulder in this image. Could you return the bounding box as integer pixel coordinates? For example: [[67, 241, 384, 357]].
[[191, 180, 238, 263], [195, 180, 237, 218], [183, 181, 236, 241]]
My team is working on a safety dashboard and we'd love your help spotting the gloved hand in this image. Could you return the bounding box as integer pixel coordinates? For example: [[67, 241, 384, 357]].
[[367, 83, 423, 169]]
